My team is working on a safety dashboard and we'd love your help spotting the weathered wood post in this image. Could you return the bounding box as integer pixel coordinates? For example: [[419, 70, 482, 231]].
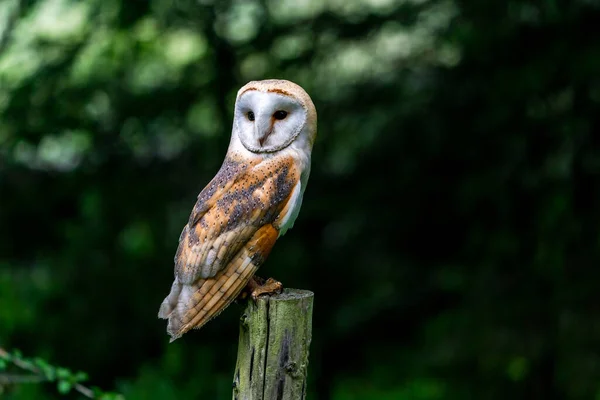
[[232, 289, 314, 400]]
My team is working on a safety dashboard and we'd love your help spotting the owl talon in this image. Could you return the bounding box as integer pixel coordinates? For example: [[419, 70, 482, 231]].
[[237, 276, 260, 302], [252, 278, 283, 301], [244, 276, 283, 301]]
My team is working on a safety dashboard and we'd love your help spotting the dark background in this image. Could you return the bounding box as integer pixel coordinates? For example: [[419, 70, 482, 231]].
[[1, 0, 600, 398]]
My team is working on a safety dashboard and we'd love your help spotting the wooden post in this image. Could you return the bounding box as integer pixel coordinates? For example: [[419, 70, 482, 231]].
[[233, 289, 314, 400]]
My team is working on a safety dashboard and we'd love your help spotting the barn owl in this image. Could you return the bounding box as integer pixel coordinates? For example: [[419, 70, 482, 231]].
[[158, 79, 317, 341]]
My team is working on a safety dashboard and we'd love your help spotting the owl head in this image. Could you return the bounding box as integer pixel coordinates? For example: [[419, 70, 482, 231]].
[[231, 79, 317, 154]]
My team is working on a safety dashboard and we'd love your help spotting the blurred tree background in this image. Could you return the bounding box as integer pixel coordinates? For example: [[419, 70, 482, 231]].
[[1, 0, 600, 398]]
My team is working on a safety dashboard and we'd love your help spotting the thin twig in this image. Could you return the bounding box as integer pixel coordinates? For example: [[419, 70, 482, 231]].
[[0, 347, 95, 398], [0, 373, 48, 384]]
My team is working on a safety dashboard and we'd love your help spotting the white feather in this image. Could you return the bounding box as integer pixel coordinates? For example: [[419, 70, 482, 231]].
[[278, 180, 303, 236]]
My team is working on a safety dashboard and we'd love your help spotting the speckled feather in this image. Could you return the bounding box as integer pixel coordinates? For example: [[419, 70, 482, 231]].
[[178, 154, 298, 282], [158, 153, 301, 340]]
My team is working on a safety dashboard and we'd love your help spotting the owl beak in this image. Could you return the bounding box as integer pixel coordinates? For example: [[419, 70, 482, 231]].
[[256, 118, 274, 147], [259, 134, 269, 146]]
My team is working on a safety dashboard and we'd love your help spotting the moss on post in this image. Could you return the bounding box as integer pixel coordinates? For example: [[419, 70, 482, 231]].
[[233, 289, 314, 400]]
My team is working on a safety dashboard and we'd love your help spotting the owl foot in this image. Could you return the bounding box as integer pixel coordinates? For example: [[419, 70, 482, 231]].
[[243, 275, 283, 301], [252, 277, 283, 300]]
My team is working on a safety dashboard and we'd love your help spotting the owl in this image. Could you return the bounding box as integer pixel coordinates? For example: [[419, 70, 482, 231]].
[[158, 79, 317, 341]]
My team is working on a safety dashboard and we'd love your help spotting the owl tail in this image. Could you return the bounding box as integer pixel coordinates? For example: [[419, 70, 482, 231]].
[[158, 224, 279, 342], [158, 250, 259, 342]]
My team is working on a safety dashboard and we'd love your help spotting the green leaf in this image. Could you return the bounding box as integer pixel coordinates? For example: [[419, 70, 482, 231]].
[[34, 358, 56, 380], [33, 357, 49, 369], [56, 367, 71, 379], [74, 371, 89, 382], [45, 367, 57, 381], [57, 380, 73, 394], [0, 359, 6, 369]]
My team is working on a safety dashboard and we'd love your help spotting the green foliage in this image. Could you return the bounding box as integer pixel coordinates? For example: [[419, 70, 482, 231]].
[[0, 348, 122, 399], [1, 0, 600, 399]]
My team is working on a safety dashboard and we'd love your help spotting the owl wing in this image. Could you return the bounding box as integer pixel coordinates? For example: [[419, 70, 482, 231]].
[[158, 155, 302, 340]]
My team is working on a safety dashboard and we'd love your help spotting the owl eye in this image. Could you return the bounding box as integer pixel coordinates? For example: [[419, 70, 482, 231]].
[[273, 110, 288, 120], [247, 111, 255, 121]]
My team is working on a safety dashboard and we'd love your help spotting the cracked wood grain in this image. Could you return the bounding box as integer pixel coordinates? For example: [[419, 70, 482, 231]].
[[233, 289, 313, 400]]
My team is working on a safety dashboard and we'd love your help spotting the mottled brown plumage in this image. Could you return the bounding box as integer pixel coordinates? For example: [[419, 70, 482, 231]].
[[158, 80, 317, 341]]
